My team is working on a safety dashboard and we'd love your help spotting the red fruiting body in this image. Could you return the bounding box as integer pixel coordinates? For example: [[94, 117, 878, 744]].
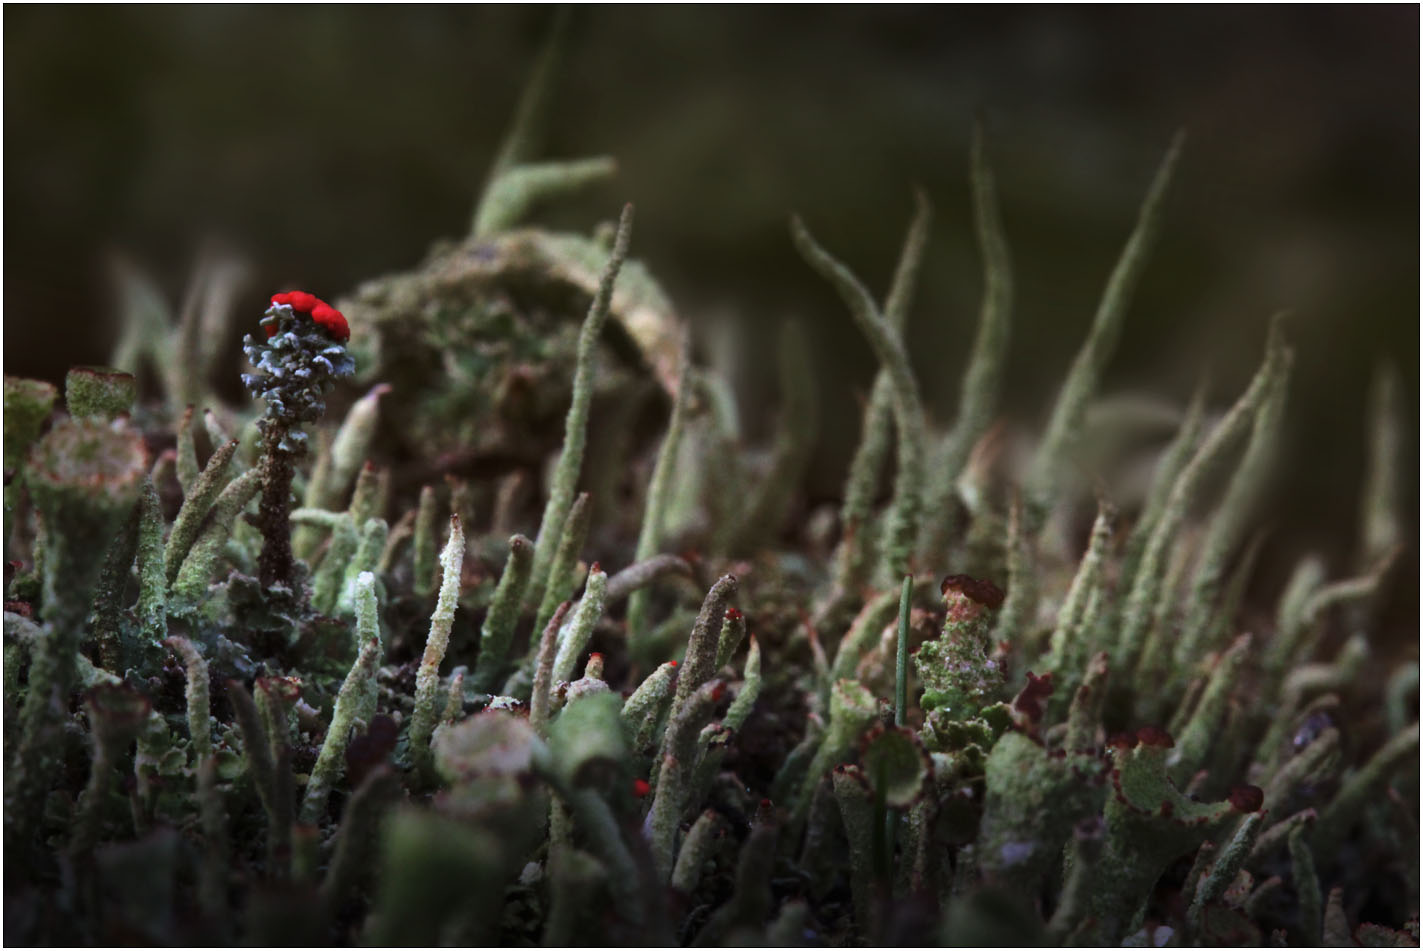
[[940, 574, 1006, 609], [668, 660, 678, 667], [590, 562, 602, 574], [632, 778, 651, 798], [1136, 726, 1175, 748], [266, 291, 350, 342], [272, 290, 319, 312], [1013, 670, 1055, 723], [1229, 784, 1265, 812], [309, 302, 350, 342], [725, 607, 743, 620], [1107, 732, 1138, 750]]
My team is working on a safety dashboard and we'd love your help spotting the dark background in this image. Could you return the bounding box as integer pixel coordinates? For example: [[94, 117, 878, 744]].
[[5, 7, 1417, 632]]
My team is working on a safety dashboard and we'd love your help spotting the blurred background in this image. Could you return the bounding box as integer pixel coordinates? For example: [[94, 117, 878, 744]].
[[5, 7, 1417, 631]]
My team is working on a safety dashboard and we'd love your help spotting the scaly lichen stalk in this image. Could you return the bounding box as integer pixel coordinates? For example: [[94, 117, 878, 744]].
[[1358, 363, 1402, 567], [528, 203, 634, 606], [552, 565, 608, 683], [671, 809, 725, 895], [243, 295, 354, 589], [410, 516, 466, 770], [535, 491, 592, 640], [1188, 811, 1264, 932], [134, 478, 167, 647], [1289, 824, 1323, 946], [1312, 722, 1420, 855], [530, 601, 573, 734], [295, 383, 389, 558], [412, 485, 439, 597], [791, 215, 927, 581], [604, 554, 692, 604], [833, 190, 931, 599], [1169, 633, 1251, 784], [474, 158, 618, 238], [621, 660, 680, 754], [1025, 133, 1184, 528], [165, 636, 226, 918], [14, 417, 146, 834], [302, 577, 384, 824], [725, 637, 762, 733], [1118, 379, 1208, 597], [672, 573, 738, 715], [176, 405, 200, 494], [649, 678, 724, 880], [311, 513, 359, 616], [1116, 315, 1287, 674], [163, 438, 239, 583], [1176, 331, 1293, 665], [990, 493, 1035, 645], [1045, 497, 1115, 686], [318, 767, 399, 913], [472, 534, 534, 693], [921, 123, 1014, 561], [336, 517, 389, 615], [628, 331, 694, 643], [714, 607, 748, 671], [169, 468, 261, 609]]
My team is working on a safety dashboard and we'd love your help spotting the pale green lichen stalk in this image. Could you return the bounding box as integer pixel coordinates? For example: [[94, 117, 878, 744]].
[[528, 204, 635, 605], [409, 516, 466, 770]]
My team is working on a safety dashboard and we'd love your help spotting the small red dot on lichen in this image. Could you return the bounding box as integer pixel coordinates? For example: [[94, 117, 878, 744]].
[[725, 607, 743, 620], [590, 562, 601, 574], [668, 660, 678, 668], [632, 778, 651, 798]]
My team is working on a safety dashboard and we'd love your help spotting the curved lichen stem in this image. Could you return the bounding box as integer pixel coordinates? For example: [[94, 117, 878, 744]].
[[528, 203, 634, 606], [627, 330, 693, 645], [409, 517, 466, 773], [830, 189, 931, 601], [791, 215, 926, 581], [921, 121, 1014, 562], [1116, 313, 1287, 675], [1025, 131, 1184, 529]]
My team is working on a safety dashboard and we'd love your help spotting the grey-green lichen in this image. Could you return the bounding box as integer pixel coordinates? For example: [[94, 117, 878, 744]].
[[2, 36, 1413, 951]]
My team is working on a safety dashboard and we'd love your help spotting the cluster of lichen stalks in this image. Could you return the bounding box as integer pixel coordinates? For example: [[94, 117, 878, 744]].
[[4, 47, 1418, 951]]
